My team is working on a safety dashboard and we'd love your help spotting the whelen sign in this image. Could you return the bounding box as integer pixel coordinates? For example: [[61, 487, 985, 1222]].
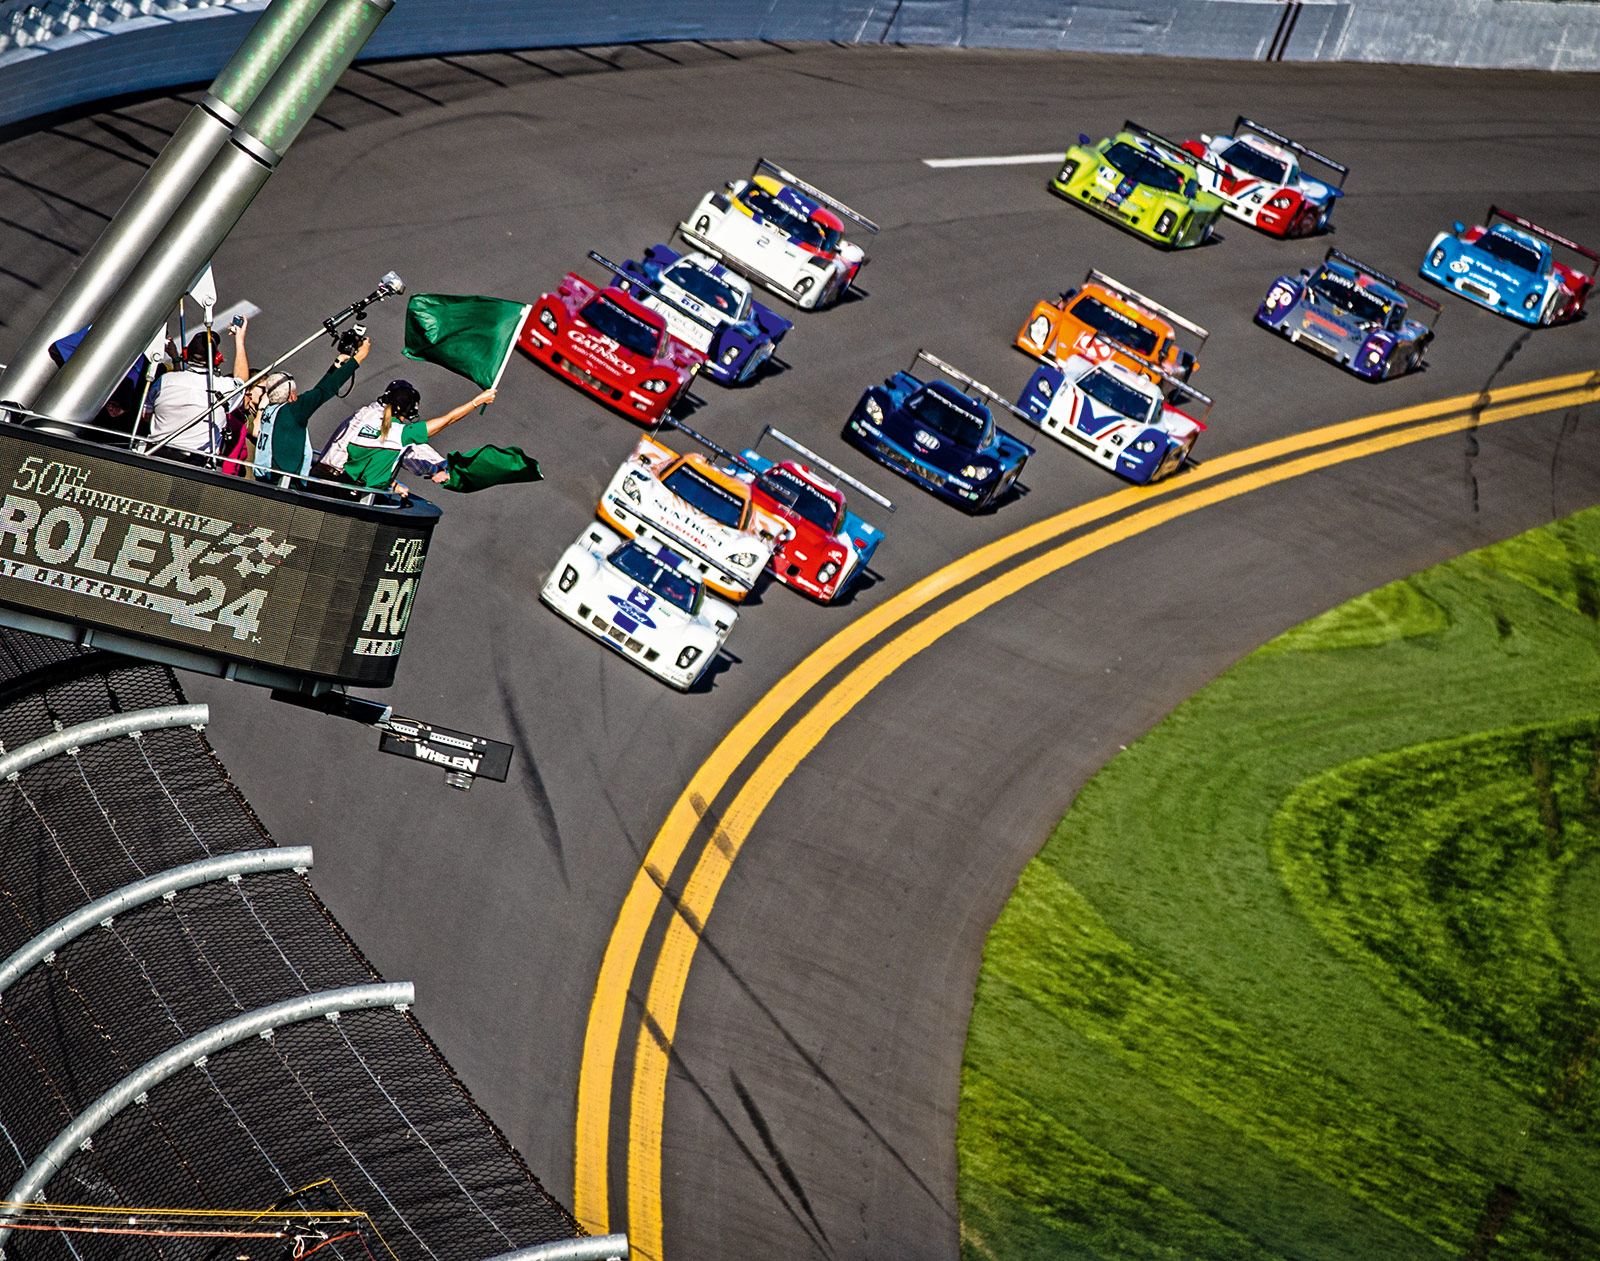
[[0, 428, 439, 688]]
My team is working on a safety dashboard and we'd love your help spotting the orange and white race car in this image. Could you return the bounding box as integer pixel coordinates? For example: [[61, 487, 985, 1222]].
[[596, 425, 789, 602], [1015, 270, 1208, 385]]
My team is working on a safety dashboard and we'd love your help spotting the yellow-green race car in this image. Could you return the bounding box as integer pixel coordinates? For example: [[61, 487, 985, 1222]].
[[1049, 121, 1226, 249]]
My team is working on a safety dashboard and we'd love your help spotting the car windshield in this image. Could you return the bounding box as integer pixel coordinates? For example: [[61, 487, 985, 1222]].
[[664, 261, 746, 316], [661, 463, 746, 527], [1308, 269, 1391, 324], [1477, 230, 1542, 272], [578, 295, 661, 358], [1220, 140, 1287, 184], [1070, 295, 1160, 356], [906, 386, 990, 447], [1077, 369, 1157, 424], [758, 465, 840, 531], [609, 543, 699, 613], [1102, 142, 1185, 195], [741, 186, 839, 253]]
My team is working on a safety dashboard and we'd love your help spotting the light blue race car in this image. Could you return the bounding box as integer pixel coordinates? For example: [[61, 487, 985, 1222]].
[[1419, 206, 1596, 326]]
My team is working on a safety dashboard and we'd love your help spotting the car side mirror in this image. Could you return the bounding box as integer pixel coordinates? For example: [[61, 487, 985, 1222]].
[[1079, 133, 1092, 146], [1298, 269, 1310, 279], [1452, 221, 1465, 235], [1184, 179, 1199, 199], [1201, 133, 1213, 144]]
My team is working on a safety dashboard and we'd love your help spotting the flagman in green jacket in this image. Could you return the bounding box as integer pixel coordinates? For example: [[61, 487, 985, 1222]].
[[249, 336, 371, 480], [318, 379, 497, 492]]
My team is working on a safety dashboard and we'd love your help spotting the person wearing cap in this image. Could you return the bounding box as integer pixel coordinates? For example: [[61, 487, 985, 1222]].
[[143, 322, 249, 463], [318, 379, 497, 492], [251, 335, 371, 479]]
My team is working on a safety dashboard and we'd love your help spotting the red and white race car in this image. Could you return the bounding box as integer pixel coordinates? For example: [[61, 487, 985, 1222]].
[[518, 252, 704, 425], [1181, 117, 1347, 238]]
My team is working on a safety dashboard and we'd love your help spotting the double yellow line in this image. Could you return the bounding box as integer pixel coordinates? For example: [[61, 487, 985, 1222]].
[[574, 368, 1599, 1258]]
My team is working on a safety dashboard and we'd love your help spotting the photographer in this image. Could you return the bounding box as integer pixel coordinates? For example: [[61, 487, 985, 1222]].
[[251, 334, 371, 479], [318, 379, 496, 492], [142, 321, 249, 464]]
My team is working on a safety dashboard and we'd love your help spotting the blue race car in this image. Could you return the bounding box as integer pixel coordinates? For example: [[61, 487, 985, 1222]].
[[607, 244, 793, 384], [1257, 249, 1438, 381], [843, 351, 1034, 512], [1419, 206, 1597, 326]]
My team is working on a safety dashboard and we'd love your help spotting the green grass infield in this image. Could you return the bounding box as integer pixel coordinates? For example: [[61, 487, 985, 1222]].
[[958, 506, 1600, 1261]]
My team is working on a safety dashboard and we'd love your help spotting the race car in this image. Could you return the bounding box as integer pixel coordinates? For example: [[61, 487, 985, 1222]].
[[678, 158, 878, 310], [1016, 269, 1207, 384], [612, 243, 792, 384], [1257, 248, 1439, 380], [843, 351, 1034, 513], [1017, 349, 1211, 484], [1419, 206, 1597, 326], [596, 425, 788, 603], [732, 426, 893, 603], [1048, 122, 1226, 249], [1180, 118, 1346, 238], [518, 251, 704, 425], [541, 523, 737, 691]]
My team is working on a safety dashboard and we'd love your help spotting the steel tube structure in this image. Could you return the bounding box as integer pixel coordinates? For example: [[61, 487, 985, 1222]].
[[0, 981, 415, 1251], [30, 0, 393, 426], [478, 1235, 629, 1261], [0, 702, 207, 782], [0, 0, 332, 413], [0, 846, 313, 1000]]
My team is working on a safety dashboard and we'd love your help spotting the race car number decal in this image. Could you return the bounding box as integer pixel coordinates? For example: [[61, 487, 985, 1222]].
[[913, 430, 941, 451], [1096, 167, 1118, 189]]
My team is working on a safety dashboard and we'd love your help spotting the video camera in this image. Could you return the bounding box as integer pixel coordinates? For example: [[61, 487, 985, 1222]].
[[324, 270, 405, 368]]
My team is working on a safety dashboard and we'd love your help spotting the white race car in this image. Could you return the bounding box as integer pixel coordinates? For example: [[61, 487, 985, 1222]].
[[541, 523, 737, 690], [1181, 117, 1347, 238], [1016, 353, 1211, 485], [678, 158, 878, 311], [596, 431, 789, 602]]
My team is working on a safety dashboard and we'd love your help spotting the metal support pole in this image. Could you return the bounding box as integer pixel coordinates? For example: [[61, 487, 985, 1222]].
[[29, 0, 393, 427], [0, 0, 333, 414], [0, 847, 313, 1000], [0, 704, 207, 783], [477, 1236, 629, 1261], [0, 981, 414, 1253]]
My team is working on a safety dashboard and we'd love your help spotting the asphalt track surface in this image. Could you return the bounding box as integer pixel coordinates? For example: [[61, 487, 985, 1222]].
[[3, 41, 1600, 1261]]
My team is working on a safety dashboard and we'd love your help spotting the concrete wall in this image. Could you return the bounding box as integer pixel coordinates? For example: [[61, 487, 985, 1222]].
[[2, 0, 1597, 132]]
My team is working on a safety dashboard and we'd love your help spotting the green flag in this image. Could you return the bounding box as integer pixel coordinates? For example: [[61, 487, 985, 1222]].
[[443, 445, 542, 493], [403, 293, 531, 389]]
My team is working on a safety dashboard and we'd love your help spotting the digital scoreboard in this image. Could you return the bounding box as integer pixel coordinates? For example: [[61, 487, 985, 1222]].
[[0, 427, 439, 688]]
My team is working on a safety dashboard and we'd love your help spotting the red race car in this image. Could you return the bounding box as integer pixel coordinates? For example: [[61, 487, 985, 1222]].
[[519, 251, 705, 424]]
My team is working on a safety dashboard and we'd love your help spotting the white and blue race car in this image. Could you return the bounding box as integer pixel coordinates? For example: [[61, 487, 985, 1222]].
[[541, 523, 737, 691], [1419, 206, 1596, 326]]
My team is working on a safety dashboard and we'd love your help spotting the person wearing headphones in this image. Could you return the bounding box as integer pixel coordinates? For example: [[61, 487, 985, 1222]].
[[318, 379, 496, 492], [251, 334, 371, 480], [143, 321, 249, 464]]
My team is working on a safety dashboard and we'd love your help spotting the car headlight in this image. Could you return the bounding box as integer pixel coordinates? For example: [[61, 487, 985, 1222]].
[[1155, 210, 1177, 236], [1133, 439, 1158, 453], [558, 565, 579, 592], [621, 474, 644, 502], [642, 378, 669, 394], [721, 345, 741, 365], [817, 560, 840, 583], [1366, 347, 1383, 363], [795, 276, 815, 294], [728, 552, 758, 568], [538, 307, 558, 332], [1524, 292, 1541, 309], [694, 214, 711, 234], [1026, 315, 1050, 345], [960, 464, 994, 481], [1057, 159, 1079, 184], [1268, 194, 1293, 209], [676, 646, 702, 669], [865, 397, 884, 424], [1430, 247, 1446, 267]]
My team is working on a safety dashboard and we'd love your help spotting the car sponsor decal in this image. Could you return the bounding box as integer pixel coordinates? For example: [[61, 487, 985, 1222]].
[[568, 329, 639, 375], [609, 586, 658, 629]]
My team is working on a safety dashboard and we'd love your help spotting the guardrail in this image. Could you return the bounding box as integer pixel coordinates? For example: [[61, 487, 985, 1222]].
[[1, 0, 1597, 130]]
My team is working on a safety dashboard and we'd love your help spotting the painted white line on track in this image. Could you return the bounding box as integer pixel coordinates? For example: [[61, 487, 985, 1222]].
[[921, 152, 1068, 168]]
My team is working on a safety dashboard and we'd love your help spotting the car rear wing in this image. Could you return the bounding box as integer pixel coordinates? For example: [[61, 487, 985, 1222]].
[[755, 425, 896, 511], [913, 350, 1038, 430], [1233, 117, 1348, 189], [1122, 120, 1227, 180], [753, 157, 880, 234], [1486, 206, 1600, 274], [1326, 247, 1443, 328], [587, 251, 720, 334], [1084, 269, 1210, 353]]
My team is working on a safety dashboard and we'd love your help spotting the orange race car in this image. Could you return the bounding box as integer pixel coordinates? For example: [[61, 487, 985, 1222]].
[[1015, 270, 1208, 385]]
